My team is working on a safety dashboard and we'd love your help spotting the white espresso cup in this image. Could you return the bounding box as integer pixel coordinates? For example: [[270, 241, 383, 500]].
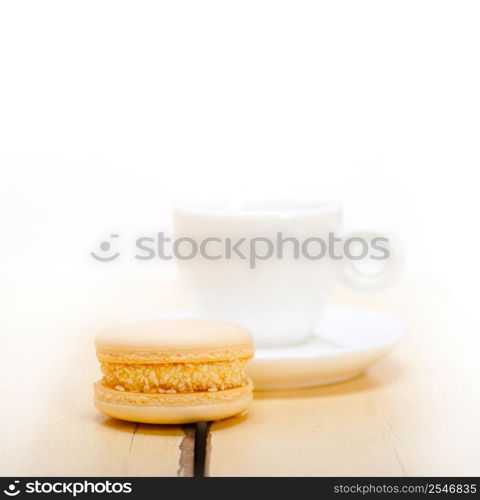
[[174, 201, 403, 347]]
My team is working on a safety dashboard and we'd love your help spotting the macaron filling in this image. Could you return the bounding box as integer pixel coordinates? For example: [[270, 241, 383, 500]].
[[100, 359, 249, 394]]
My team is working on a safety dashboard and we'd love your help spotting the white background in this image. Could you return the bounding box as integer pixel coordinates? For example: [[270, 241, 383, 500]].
[[1, 1, 479, 325]]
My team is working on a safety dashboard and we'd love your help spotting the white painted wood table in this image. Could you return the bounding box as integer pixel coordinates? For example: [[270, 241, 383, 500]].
[[2, 274, 479, 476]]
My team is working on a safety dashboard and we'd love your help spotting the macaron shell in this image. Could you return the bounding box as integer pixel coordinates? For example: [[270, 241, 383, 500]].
[[96, 344, 253, 364], [93, 380, 253, 424], [94, 396, 252, 424], [95, 318, 254, 364], [95, 318, 253, 351]]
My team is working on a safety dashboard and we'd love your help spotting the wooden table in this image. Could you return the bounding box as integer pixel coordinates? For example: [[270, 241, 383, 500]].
[[2, 273, 479, 476]]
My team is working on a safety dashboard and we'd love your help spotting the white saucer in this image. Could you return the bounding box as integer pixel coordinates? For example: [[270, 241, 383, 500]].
[[250, 305, 405, 390]]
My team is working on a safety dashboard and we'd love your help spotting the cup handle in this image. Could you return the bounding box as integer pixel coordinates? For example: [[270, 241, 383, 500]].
[[338, 229, 404, 292]]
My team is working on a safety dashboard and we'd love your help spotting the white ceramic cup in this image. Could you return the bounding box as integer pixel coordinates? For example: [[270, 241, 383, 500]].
[[174, 201, 403, 347]]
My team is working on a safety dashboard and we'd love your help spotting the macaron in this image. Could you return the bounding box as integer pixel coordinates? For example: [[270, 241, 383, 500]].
[[94, 318, 254, 424]]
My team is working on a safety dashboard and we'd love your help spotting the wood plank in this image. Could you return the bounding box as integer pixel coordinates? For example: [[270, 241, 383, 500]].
[[207, 277, 480, 476], [0, 271, 194, 476]]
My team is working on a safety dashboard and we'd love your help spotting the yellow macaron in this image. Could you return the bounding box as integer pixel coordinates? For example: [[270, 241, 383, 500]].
[[94, 318, 254, 424]]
